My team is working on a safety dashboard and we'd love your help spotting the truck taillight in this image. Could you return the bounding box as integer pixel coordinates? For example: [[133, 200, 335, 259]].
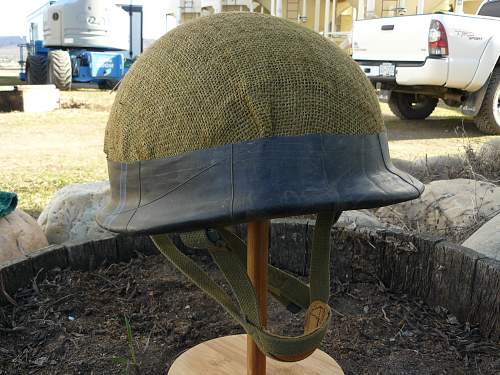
[[428, 20, 448, 57]]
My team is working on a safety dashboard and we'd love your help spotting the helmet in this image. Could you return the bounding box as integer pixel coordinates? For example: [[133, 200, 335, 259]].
[[97, 13, 423, 362]]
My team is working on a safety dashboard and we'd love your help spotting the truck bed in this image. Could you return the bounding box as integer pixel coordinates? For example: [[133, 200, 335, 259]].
[[352, 12, 500, 91]]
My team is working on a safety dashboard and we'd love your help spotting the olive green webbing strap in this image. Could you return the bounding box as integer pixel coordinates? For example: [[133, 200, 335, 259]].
[[215, 228, 311, 312], [150, 234, 246, 325], [150, 211, 340, 360], [310, 212, 339, 302]]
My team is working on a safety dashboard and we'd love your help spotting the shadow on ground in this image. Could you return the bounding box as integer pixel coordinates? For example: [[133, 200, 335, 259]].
[[385, 116, 483, 141]]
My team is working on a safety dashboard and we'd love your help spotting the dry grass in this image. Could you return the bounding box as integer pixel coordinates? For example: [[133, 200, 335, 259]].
[[435, 145, 498, 184], [0, 69, 22, 85], [0, 90, 112, 217], [59, 89, 116, 111], [394, 139, 500, 186], [381, 104, 499, 242], [378, 130, 500, 242], [0, 76, 21, 86]]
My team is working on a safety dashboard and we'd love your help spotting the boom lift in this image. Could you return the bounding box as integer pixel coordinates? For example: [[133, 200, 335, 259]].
[[19, 0, 143, 90]]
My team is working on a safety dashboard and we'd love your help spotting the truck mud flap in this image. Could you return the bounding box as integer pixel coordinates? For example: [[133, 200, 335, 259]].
[[375, 82, 391, 103], [462, 74, 491, 116]]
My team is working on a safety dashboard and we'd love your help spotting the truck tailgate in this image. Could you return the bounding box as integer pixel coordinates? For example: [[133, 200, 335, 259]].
[[352, 15, 433, 62]]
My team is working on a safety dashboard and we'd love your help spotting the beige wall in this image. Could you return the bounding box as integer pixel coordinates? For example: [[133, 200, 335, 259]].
[[287, 0, 449, 33], [463, 0, 482, 14], [297, 0, 484, 33], [372, 0, 449, 16], [181, 0, 484, 33], [287, 0, 450, 33]]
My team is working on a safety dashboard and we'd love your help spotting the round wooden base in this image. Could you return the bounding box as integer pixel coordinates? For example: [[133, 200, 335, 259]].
[[168, 334, 344, 375]]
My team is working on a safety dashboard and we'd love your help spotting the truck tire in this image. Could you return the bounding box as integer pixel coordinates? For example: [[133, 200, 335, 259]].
[[388, 93, 438, 120], [26, 55, 48, 85], [48, 50, 72, 91], [474, 67, 500, 135]]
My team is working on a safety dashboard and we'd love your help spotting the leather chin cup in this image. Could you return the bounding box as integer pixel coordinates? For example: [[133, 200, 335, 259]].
[[273, 300, 332, 362]]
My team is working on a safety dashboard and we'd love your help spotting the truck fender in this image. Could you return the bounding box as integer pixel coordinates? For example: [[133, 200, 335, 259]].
[[464, 36, 500, 92]]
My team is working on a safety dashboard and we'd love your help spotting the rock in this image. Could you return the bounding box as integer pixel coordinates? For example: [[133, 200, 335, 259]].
[[336, 210, 383, 230], [38, 182, 111, 244], [0, 209, 48, 263], [377, 179, 500, 235], [275, 210, 387, 230], [462, 213, 500, 260]]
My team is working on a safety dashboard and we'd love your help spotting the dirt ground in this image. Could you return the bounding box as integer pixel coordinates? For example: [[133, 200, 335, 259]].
[[0, 252, 498, 375], [382, 103, 492, 160]]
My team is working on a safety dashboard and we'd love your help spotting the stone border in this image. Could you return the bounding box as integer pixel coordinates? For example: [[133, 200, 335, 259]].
[[1, 220, 498, 339]]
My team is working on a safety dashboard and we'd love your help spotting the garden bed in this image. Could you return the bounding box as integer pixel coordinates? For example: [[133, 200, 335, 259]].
[[1, 252, 499, 374], [1, 221, 499, 374]]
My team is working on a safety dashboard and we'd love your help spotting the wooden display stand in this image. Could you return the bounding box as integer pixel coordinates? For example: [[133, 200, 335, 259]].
[[169, 220, 344, 375]]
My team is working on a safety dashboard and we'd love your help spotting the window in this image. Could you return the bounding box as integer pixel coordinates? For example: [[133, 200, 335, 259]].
[[478, 1, 500, 18]]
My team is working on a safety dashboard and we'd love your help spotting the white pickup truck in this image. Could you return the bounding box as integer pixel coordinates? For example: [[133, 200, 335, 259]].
[[352, 0, 500, 135]]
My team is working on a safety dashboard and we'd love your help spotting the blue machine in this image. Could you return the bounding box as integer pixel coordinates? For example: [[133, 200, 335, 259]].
[[20, 1, 143, 89], [20, 41, 128, 85], [74, 51, 126, 83]]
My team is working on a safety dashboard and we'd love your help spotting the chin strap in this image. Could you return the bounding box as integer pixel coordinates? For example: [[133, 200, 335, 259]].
[[150, 211, 341, 362]]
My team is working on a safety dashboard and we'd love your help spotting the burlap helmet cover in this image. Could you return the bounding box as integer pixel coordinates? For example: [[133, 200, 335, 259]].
[[105, 12, 383, 163], [98, 12, 422, 235]]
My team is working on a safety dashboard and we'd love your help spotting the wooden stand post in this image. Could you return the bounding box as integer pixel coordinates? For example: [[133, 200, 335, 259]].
[[246, 220, 270, 375]]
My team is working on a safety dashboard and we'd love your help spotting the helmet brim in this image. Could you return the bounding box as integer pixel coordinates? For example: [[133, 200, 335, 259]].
[[96, 133, 423, 234]]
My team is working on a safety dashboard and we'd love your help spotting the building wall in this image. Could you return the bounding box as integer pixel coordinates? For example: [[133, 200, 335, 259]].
[[299, 0, 484, 33], [463, 0, 482, 13], [175, 0, 486, 34]]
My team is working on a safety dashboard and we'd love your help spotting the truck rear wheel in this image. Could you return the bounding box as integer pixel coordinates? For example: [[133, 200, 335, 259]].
[[474, 67, 500, 135], [388, 93, 438, 120], [48, 50, 72, 91], [26, 55, 48, 85]]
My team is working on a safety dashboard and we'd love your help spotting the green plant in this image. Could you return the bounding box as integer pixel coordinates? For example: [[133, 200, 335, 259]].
[[112, 315, 140, 375]]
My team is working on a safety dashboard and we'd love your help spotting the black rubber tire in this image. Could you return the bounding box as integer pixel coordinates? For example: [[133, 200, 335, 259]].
[[48, 50, 72, 90], [474, 67, 500, 135], [97, 79, 118, 90], [388, 92, 438, 120], [26, 55, 48, 85]]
